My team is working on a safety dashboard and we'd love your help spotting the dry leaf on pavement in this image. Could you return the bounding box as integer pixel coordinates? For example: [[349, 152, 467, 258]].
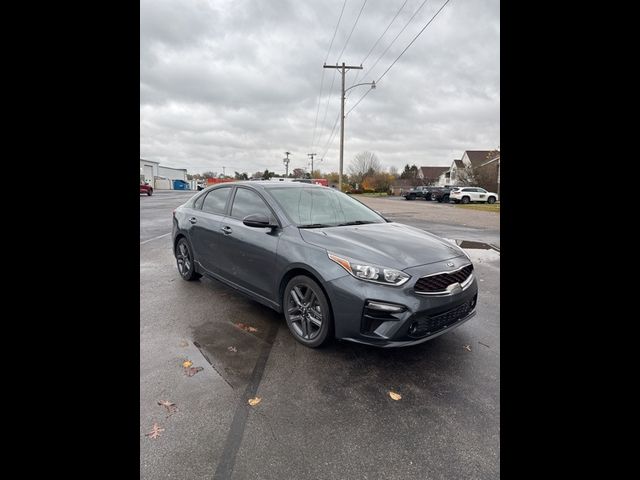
[[235, 322, 259, 333], [184, 366, 204, 377], [157, 400, 178, 415], [464, 345, 472, 351], [228, 346, 238, 353], [389, 391, 402, 401], [248, 397, 261, 406], [145, 423, 165, 439], [182, 360, 193, 368]]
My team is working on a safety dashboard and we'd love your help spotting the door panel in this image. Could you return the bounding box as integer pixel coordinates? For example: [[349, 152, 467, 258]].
[[217, 187, 280, 300], [189, 187, 232, 274]]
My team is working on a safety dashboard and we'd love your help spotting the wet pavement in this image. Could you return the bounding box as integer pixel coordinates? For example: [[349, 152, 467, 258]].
[[140, 190, 500, 479]]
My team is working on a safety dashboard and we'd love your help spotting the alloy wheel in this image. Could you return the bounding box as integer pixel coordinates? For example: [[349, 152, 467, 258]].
[[287, 284, 323, 340], [176, 242, 192, 276]]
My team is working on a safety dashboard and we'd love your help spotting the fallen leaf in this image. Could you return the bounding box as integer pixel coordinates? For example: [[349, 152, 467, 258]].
[[389, 391, 402, 401], [182, 360, 193, 368], [145, 423, 165, 439], [157, 400, 177, 415], [227, 346, 238, 353], [235, 322, 259, 333], [179, 341, 189, 347], [464, 345, 472, 351], [248, 397, 261, 406], [184, 366, 204, 377]]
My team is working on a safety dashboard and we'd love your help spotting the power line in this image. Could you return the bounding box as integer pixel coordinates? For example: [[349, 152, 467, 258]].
[[336, 0, 368, 61], [346, 0, 452, 116], [311, 0, 348, 150], [377, 0, 452, 83], [316, 0, 368, 153], [349, 0, 409, 89], [359, 0, 430, 84]]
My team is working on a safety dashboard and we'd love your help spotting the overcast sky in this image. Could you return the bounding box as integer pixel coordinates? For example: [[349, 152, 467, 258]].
[[140, 0, 499, 176]]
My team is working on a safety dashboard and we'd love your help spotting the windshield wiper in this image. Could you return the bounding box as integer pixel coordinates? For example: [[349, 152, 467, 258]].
[[298, 223, 333, 228], [336, 220, 377, 226]]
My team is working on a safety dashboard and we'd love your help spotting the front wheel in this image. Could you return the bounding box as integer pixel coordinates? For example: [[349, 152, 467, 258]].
[[461, 196, 470, 204], [442, 194, 450, 203], [487, 196, 496, 204], [147, 189, 153, 196], [284, 276, 333, 348]]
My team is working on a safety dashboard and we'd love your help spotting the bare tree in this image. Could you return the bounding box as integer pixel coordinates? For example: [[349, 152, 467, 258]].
[[348, 151, 382, 184]]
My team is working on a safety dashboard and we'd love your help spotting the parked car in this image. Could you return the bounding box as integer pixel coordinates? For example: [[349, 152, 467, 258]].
[[140, 181, 153, 196], [403, 186, 434, 200], [449, 187, 498, 204], [430, 185, 458, 203], [172, 181, 477, 348]]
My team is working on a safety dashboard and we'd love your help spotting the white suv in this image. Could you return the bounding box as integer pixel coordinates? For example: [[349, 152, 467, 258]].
[[449, 187, 498, 204]]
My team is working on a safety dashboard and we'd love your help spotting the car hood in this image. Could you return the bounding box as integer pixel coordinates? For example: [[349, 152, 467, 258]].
[[299, 222, 466, 270]]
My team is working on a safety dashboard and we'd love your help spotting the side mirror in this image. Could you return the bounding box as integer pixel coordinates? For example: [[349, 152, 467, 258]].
[[243, 213, 277, 229]]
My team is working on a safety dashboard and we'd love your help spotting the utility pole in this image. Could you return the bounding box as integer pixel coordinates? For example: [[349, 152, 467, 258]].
[[222, 166, 226, 177], [283, 151, 291, 176], [323, 62, 363, 191], [307, 153, 317, 177]]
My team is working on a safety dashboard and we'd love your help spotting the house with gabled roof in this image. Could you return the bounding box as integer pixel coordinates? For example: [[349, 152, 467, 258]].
[[437, 150, 500, 192], [418, 166, 450, 185]]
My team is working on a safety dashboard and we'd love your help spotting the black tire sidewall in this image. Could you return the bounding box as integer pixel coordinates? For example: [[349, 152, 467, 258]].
[[176, 238, 198, 280], [283, 275, 332, 347]]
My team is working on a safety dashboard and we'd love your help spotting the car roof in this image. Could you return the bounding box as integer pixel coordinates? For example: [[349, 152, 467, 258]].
[[203, 180, 325, 191]]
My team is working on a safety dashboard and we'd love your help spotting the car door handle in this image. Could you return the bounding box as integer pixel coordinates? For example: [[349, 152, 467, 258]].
[[189, 217, 197, 224], [221, 226, 232, 235]]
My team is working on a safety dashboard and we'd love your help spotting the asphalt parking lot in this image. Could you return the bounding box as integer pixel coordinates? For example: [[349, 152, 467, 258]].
[[140, 190, 500, 479]]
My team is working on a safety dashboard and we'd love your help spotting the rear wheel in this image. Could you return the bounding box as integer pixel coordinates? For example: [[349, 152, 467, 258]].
[[461, 196, 470, 204], [283, 276, 332, 348], [147, 189, 153, 196], [175, 238, 201, 281], [487, 196, 496, 204]]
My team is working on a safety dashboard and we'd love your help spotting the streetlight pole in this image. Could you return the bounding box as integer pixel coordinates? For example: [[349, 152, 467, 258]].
[[323, 62, 375, 191]]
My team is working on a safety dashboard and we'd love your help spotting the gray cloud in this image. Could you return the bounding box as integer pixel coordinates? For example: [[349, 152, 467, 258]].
[[140, 0, 499, 175]]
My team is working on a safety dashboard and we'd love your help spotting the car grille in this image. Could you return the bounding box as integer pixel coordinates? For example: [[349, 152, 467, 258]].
[[414, 264, 473, 293], [408, 296, 476, 338]]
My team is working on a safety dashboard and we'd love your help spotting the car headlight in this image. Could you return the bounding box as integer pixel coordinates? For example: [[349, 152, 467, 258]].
[[327, 252, 411, 286]]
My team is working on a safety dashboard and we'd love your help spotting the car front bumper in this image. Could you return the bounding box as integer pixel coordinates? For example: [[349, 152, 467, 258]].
[[324, 256, 478, 347]]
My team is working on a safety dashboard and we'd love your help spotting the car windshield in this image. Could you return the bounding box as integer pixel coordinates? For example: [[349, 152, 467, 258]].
[[268, 187, 386, 228]]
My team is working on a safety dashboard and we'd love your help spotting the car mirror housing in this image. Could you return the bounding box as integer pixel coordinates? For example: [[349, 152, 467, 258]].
[[243, 213, 277, 229]]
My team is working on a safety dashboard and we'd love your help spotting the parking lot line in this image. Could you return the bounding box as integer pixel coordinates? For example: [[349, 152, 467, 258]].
[[140, 232, 171, 245]]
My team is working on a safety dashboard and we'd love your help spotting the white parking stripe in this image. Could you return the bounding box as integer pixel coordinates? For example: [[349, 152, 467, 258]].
[[140, 232, 171, 245]]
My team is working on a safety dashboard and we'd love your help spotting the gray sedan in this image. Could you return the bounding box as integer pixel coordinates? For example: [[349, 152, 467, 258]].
[[172, 181, 478, 348]]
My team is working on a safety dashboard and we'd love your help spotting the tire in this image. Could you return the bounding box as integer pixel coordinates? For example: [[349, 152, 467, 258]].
[[407, 195, 415, 200], [442, 194, 449, 203], [424, 193, 432, 201], [487, 196, 496, 204], [147, 189, 153, 196], [283, 275, 333, 348], [175, 237, 201, 281], [437, 197, 443, 203], [461, 196, 470, 204]]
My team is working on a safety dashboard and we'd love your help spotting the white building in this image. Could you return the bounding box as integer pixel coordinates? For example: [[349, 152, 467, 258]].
[[140, 159, 159, 184], [140, 159, 188, 189], [158, 166, 187, 181]]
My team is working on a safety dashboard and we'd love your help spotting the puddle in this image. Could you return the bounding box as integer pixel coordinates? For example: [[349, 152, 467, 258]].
[[443, 238, 500, 263]]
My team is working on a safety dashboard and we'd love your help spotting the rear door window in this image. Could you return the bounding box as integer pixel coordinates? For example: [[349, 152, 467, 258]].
[[202, 188, 231, 215]]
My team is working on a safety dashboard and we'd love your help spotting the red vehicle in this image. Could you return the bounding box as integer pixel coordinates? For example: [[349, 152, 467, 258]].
[[140, 181, 153, 196]]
